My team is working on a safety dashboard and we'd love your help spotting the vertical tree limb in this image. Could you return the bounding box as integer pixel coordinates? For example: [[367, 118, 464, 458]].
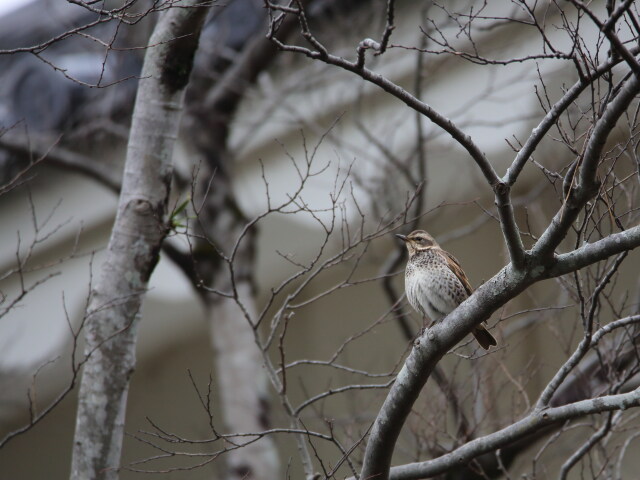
[[179, 7, 320, 476], [69, 3, 209, 479], [207, 283, 279, 478]]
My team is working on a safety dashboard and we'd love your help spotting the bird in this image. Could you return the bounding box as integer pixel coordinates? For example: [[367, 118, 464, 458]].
[[396, 230, 497, 350]]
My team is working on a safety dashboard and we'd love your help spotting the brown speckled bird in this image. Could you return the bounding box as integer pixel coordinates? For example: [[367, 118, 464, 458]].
[[396, 230, 497, 350]]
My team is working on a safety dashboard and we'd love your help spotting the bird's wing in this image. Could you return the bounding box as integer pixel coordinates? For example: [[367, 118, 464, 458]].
[[438, 250, 473, 296]]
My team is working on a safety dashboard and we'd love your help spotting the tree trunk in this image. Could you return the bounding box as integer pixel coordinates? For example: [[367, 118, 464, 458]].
[[190, 150, 280, 479], [207, 282, 279, 479], [70, 3, 209, 479]]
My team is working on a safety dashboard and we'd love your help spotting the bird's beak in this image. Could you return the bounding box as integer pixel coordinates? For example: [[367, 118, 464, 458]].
[[395, 233, 408, 242]]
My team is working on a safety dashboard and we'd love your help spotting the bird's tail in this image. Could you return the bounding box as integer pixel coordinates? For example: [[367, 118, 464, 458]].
[[472, 324, 497, 350]]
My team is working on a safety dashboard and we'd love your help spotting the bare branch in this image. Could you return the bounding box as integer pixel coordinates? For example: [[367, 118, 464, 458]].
[[388, 389, 640, 480]]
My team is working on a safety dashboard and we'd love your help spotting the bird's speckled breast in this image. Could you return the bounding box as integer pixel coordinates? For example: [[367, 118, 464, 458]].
[[404, 248, 468, 321]]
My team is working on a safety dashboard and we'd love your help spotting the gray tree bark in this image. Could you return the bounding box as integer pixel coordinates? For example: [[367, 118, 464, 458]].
[[69, 3, 209, 479], [189, 151, 280, 479], [208, 283, 279, 478]]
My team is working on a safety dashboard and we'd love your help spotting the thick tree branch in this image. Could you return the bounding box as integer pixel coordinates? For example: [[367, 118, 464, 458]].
[[531, 74, 640, 260], [503, 45, 640, 186], [388, 389, 640, 480], [546, 225, 640, 278], [494, 181, 526, 269], [579, 75, 640, 189]]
